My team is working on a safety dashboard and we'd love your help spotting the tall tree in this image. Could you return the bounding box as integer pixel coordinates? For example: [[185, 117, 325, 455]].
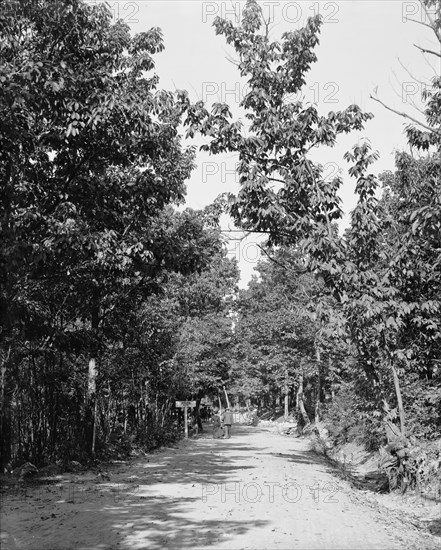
[[0, 0, 211, 464], [186, 0, 440, 439]]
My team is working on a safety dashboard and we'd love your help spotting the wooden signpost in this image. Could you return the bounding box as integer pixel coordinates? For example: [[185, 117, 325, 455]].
[[176, 400, 196, 438]]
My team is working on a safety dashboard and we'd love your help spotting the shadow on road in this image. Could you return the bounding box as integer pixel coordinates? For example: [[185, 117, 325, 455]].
[[107, 494, 268, 549], [3, 425, 440, 549], [96, 426, 270, 549], [0, 425, 272, 550], [265, 450, 325, 466]]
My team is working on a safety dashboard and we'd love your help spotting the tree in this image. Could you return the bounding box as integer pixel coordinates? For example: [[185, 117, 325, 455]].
[[171, 252, 240, 429], [231, 248, 344, 425], [0, 0, 219, 465], [376, 152, 441, 438], [186, 0, 440, 441], [184, 0, 371, 256]]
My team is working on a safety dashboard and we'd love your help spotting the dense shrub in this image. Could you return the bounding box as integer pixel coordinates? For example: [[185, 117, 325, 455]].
[[323, 383, 386, 451], [403, 378, 441, 441]]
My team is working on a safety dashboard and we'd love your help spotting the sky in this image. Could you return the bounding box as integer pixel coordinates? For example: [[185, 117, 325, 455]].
[[90, 0, 437, 286]]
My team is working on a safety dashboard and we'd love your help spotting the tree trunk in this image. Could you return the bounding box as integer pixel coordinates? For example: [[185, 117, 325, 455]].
[[223, 385, 230, 409], [87, 358, 97, 398], [87, 302, 99, 457], [91, 398, 98, 456], [296, 369, 310, 427], [0, 346, 13, 468], [284, 367, 289, 420], [315, 345, 321, 423], [390, 361, 405, 436], [194, 396, 203, 433]]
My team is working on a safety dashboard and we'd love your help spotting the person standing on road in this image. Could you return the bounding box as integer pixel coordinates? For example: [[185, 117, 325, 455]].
[[222, 407, 233, 439], [212, 409, 224, 439]]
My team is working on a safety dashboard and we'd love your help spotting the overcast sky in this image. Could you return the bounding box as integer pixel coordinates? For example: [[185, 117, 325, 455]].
[[96, 0, 436, 286]]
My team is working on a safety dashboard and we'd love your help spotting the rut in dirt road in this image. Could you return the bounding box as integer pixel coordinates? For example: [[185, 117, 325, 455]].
[[1, 425, 438, 550]]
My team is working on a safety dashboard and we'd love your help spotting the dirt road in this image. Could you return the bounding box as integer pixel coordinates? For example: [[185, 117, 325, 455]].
[[1, 425, 438, 549]]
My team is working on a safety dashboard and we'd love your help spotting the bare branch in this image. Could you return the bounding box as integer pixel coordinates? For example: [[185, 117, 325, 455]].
[[406, 17, 436, 32], [222, 227, 296, 240], [390, 70, 405, 103], [370, 94, 435, 132], [414, 43, 441, 58], [397, 57, 430, 86], [225, 52, 240, 68], [422, 52, 440, 76], [267, 176, 285, 184], [390, 69, 426, 115]]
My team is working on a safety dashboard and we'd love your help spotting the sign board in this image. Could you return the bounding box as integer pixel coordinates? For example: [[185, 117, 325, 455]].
[[176, 400, 196, 408], [175, 400, 196, 438]]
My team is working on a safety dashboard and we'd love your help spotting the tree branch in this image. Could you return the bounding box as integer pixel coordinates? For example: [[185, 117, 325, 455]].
[[418, 0, 441, 43], [397, 57, 430, 86], [391, 68, 426, 115], [370, 94, 435, 132], [256, 243, 288, 270], [414, 43, 441, 58], [406, 17, 436, 33]]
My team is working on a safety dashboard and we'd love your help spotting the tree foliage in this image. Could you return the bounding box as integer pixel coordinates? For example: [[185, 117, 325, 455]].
[[0, 0, 235, 466], [1, 0, 439, 471], [188, 0, 441, 440]]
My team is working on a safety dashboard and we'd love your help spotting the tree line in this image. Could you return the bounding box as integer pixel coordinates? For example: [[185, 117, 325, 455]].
[[187, 0, 440, 447], [0, 0, 440, 470]]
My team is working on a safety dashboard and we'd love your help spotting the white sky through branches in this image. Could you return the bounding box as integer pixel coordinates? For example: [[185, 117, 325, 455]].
[[101, 0, 437, 286]]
